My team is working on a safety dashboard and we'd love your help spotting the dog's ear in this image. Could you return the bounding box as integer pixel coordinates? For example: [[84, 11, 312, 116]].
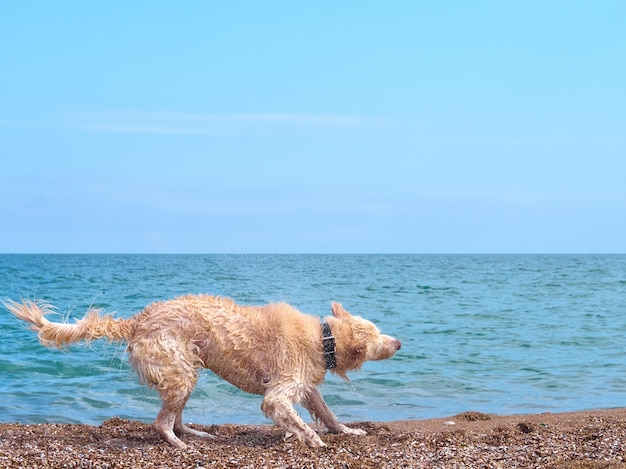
[[331, 302, 351, 319]]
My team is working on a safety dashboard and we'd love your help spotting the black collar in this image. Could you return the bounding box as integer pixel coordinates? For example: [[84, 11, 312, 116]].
[[321, 322, 336, 369]]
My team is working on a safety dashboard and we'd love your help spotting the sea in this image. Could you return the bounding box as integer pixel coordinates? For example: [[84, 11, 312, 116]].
[[1, 254, 625, 427]]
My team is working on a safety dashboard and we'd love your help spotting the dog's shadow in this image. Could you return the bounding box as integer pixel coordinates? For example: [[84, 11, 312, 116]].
[[98, 419, 293, 449], [197, 422, 376, 450], [213, 426, 286, 449], [99, 419, 377, 451]]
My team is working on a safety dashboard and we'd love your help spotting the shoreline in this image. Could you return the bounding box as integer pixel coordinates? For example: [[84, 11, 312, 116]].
[[1, 408, 625, 468]]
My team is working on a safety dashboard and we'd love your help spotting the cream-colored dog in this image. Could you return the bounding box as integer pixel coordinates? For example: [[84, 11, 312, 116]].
[[4, 295, 401, 449]]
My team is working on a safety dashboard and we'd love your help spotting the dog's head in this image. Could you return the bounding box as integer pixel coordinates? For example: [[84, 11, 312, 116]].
[[327, 302, 401, 380]]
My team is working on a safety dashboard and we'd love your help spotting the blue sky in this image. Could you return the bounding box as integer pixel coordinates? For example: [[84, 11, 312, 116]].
[[1, 2, 625, 253]]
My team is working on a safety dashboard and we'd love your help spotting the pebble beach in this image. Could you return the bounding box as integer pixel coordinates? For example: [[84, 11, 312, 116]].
[[1, 408, 625, 468]]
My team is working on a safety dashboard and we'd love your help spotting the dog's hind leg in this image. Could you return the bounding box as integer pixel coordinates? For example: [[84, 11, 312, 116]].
[[154, 399, 187, 449], [151, 366, 201, 448], [130, 335, 207, 448], [261, 386, 326, 448], [173, 394, 213, 439], [303, 388, 367, 436]]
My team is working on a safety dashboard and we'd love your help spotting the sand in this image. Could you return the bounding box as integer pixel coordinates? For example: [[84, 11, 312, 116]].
[[1, 409, 625, 468]]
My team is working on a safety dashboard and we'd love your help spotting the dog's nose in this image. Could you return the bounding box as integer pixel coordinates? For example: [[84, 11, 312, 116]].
[[393, 339, 402, 351]]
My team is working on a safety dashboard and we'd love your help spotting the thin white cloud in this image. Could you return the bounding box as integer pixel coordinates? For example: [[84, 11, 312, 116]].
[[70, 110, 388, 134]]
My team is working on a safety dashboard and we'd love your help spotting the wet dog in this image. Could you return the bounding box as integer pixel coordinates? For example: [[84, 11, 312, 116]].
[[4, 296, 401, 448]]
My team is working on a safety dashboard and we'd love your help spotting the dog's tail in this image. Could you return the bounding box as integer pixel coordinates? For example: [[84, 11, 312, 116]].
[[3, 299, 134, 348]]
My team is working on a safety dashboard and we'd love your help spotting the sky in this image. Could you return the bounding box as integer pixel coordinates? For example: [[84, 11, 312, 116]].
[[1, 2, 625, 253]]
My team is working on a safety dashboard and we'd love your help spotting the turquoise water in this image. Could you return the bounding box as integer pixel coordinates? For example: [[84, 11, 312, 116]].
[[1, 254, 625, 426]]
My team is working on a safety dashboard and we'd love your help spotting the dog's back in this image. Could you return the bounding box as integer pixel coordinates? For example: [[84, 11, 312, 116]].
[[128, 295, 325, 395]]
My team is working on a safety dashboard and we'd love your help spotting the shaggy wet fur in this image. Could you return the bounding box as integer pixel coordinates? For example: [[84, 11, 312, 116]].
[[4, 295, 401, 449]]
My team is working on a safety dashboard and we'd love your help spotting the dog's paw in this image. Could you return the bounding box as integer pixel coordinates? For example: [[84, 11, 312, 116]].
[[306, 436, 327, 448], [339, 425, 367, 436], [177, 424, 216, 439], [284, 431, 326, 448]]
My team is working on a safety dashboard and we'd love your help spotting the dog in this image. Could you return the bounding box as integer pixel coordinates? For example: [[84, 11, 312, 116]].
[[4, 295, 401, 449]]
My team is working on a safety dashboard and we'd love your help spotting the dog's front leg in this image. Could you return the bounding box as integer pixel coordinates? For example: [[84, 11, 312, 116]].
[[303, 388, 367, 436], [261, 388, 326, 448]]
